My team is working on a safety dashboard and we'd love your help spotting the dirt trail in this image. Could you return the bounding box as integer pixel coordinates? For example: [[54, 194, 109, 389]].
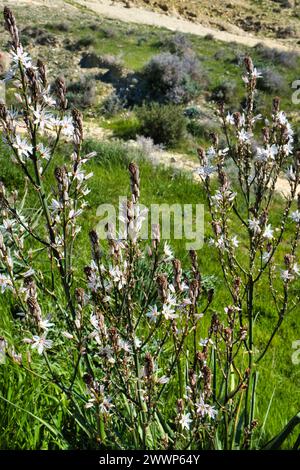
[[126, 138, 294, 198], [75, 0, 300, 52]]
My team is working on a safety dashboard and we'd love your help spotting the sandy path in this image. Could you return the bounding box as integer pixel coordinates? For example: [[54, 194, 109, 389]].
[[127, 140, 294, 198], [74, 0, 300, 52]]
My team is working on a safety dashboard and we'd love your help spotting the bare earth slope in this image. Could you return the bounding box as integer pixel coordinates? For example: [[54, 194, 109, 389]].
[[74, 0, 300, 51]]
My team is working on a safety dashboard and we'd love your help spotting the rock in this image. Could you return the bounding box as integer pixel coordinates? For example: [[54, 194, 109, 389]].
[[158, 3, 168, 12]]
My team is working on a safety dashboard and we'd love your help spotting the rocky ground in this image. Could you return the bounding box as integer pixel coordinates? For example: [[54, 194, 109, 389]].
[[122, 0, 300, 42]]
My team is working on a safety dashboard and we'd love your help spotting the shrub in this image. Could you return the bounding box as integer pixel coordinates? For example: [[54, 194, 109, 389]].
[[276, 26, 296, 38], [136, 103, 186, 146], [183, 106, 202, 119], [141, 52, 206, 104], [256, 68, 287, 93], [165, 32, 192, 56], [210, 81, 237, 104], [21, 26, 57, 46], [79, 52, 102, 68], [97, 54, 124, 74], [67, 77, 97, 108], [65, 36, 96, 51], [109, 115, 141, 140], [254, 43, 299, 69], [102, 91, 125, 116], [187, 118, 220, 139]]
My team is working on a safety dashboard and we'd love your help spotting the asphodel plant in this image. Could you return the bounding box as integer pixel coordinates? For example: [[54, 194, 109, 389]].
[[0, 7, 299, 449]]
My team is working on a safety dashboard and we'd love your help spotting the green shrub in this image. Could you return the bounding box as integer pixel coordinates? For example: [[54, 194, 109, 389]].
[[136, 103, 187, 147]]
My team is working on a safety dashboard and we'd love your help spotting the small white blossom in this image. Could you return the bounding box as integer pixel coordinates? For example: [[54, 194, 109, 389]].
[[146, 305, 160, 323], [12, 135, 33, 159], [225, 112, 235, 125], [157, 375, 170, 385], [248, 218, 261, 235], [37, 143, 51, 160], [280, 269, 293, 282], [38, 318, 54, 331], [196, 396, 218, 420], [231, 236, 239, 248], [0, 274, 13, 293], [178, 412, 192, 431], [162, 303, 177, 320], [60, 116, 74, 137], [263, 224, 274, 240], [62, 331, 74, 340], [290, 211, 300, 223], [238, 129, 252, 143], [28, 335, 53, 354], [163, 242, 173, 260], [11, 46, 32, 69], [256, 144, 278, 162]]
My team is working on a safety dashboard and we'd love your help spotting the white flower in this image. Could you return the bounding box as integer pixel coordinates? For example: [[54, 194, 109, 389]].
[[99, 396, 114, 414], [60, 116, 74, 137], [225, 112, 235, 125], [286, 166, 296, 182], [41, 88, 56, 107], [33, 105, 54, 130], [157, 375, 170, 385], [37, 143, 51, 160], [256, 144, 278, 162], [12, 135, 33, 159], [38, 318, 54, 331], [179, 412, 192, 431], [252, 68, 262, 79], [262, 251, 271, 263], [109, 265, 126, 290], [196, 165, 216, 179], [196, 396, 217, 419], [263, 224, 274, 240], [11, 46, 32, 69], [206, 146, 216, 158], [23, 268, 35, 278], [283, 141, 293, 156], [85, 397, 96, 409], [280, 269, 293, 282], [216, 235, 226, 251], [277, 111, 288, 126], [231, 236, 239, 248], [50, 199, 62, 215], [290, 211, 300, 223], [30, 335, 53, 354], [292, 263, 300, 276], [162, 304, 177, 320], [134, 337, 142, 349], [163, 242, 173, 260], [119, 339, 132, 353], [199, 337, 213, 347], [0, 274, 13, 293], [238, 129, 252, 143], [62, 331, 74, 340], [248, 218, 261, 235], [146, 305, 160, 323]]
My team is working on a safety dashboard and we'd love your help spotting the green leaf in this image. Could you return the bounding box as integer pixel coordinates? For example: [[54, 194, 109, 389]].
[[262, 412, 300, 450]]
